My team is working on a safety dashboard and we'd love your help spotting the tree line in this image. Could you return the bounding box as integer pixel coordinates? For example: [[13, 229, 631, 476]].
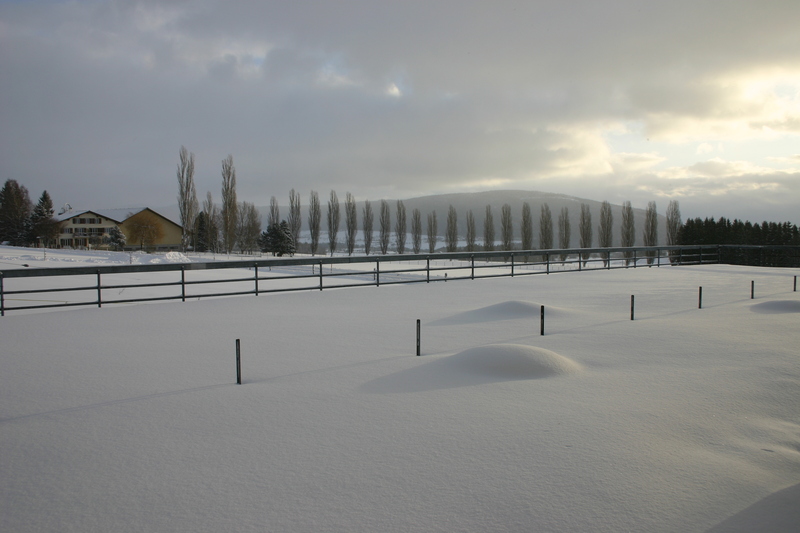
[[4, 145, 795, 258], [679, 217, 800, 246], [176, 147, 685, 259], [0, 180, 60, 247]]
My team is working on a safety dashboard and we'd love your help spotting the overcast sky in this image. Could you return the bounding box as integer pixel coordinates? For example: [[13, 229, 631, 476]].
[[2, 0, 799, 222]]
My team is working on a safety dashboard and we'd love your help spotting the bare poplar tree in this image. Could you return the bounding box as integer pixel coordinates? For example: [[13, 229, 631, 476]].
[[521, 202, 533, 252], [539, 203, 553, 249], [379, 200, 391, 254], [220, 155, 238, 254], [598, 200, 613, 265], [446, 205, 458, 252], [176, 146, 198, 252], [236, 201, 261, 254], [411, 208, 422, 254], [621, 200, 635, 265], [268, 196, 280, 229], [288, 189, 302, 251], [465, 210, 476, 252], [344, 193, 357, 255], [558, 207, 570, 261], [362, 200, 373, 255], [643, 200, 658, 264], [327, 190, 340, 256], [666, 200, 681, 263], [501, 204, 513, 251], [483, 205, 495, 251], [395, 200, 407, 254], [579, 203, 592, 265], [308, 190, 321, 255], [202, 192, 219, 253], [426, 211, 438, 253]]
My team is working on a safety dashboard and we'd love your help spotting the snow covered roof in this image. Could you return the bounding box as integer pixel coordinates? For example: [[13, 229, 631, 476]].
[[55, 207, 181, 227]]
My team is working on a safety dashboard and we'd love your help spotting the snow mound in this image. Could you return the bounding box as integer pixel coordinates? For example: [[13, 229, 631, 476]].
[[750, 300, 800, 314], [446, 344, 581, 379], [431, 300, 563, 325], [163, 251, 191, 263]]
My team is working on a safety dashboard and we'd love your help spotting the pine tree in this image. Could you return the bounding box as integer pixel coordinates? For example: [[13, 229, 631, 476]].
[[0, 179, 33, 246], [30, 190, 59, 246], [260, 220, 295, 257], [107, 226, 126, 251]]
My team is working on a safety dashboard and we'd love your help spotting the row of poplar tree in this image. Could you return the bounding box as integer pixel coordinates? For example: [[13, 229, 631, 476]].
[[176, 147, 684, 257]]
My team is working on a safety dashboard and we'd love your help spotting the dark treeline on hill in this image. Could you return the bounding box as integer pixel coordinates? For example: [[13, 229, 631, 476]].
[[679, 217, 800, 246]]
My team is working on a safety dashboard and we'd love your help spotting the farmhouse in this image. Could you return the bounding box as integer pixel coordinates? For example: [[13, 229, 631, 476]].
[[56, 207, 183, 250]]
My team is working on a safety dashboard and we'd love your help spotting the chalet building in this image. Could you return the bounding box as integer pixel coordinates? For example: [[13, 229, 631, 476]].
[[56, 208, 183, 250]]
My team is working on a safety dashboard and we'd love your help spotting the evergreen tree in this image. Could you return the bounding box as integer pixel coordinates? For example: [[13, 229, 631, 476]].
[[107, 226, 126, 251], [0, 179, 33, 246], [195, 212, 208, 252], [260, 220, 296, 256], [29, 190, 59, 246]]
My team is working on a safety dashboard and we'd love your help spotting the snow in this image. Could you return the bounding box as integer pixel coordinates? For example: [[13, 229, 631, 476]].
[[1, 247, 799, 532]]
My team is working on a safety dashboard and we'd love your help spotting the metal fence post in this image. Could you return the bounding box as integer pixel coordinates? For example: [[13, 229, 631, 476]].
[[0, 272, 4, 316], [511, 254, 515, 277], [630, 295, 635, 320], [181, 267, 186, 302], [698, 286, 702, 309], [540, 305, 545, 336], [426, 258, 430, 283], [471, 255, 474, 280], [319, 262, 323, 290], [751, 280, 754, 299], [546, 253, 550, 274], [254, 265, 259, 296], [416, 319, 421, 356], [96, 270, 102, 308], [235, 338, 241, 385]]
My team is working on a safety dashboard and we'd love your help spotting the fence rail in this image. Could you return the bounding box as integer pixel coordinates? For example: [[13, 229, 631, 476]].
[[1, 244, 797, 315]]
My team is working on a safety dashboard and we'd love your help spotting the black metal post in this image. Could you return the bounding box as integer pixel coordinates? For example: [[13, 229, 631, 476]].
[[319, 262, 323, 290], [698, 286, 702, 309], [0, 272, 4, 316], [546, 254, 550, 274], [511, 254, 515, 277], [471, 255, 474, 280], [96, 270, 102, 308], [794, 275, 797, 292], [254, 265, 259, 296], [751, 280, 754, 299], [426, 258, 430, 283], [540, 305, 545, 336], [416, 319, 421, 356], [181, 267, 186, 302], [630, 295, 635, 320], [236, 338, 241, 385]]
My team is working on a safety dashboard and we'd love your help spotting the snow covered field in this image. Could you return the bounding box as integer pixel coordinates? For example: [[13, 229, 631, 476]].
[[1, 247, 799, 532]]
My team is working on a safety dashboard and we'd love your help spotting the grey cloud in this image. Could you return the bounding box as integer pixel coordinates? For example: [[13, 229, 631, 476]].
[[1, 0, 800, 220]]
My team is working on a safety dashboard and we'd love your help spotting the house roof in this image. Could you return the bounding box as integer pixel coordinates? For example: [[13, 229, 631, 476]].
[[56, 207, 182, 228]]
